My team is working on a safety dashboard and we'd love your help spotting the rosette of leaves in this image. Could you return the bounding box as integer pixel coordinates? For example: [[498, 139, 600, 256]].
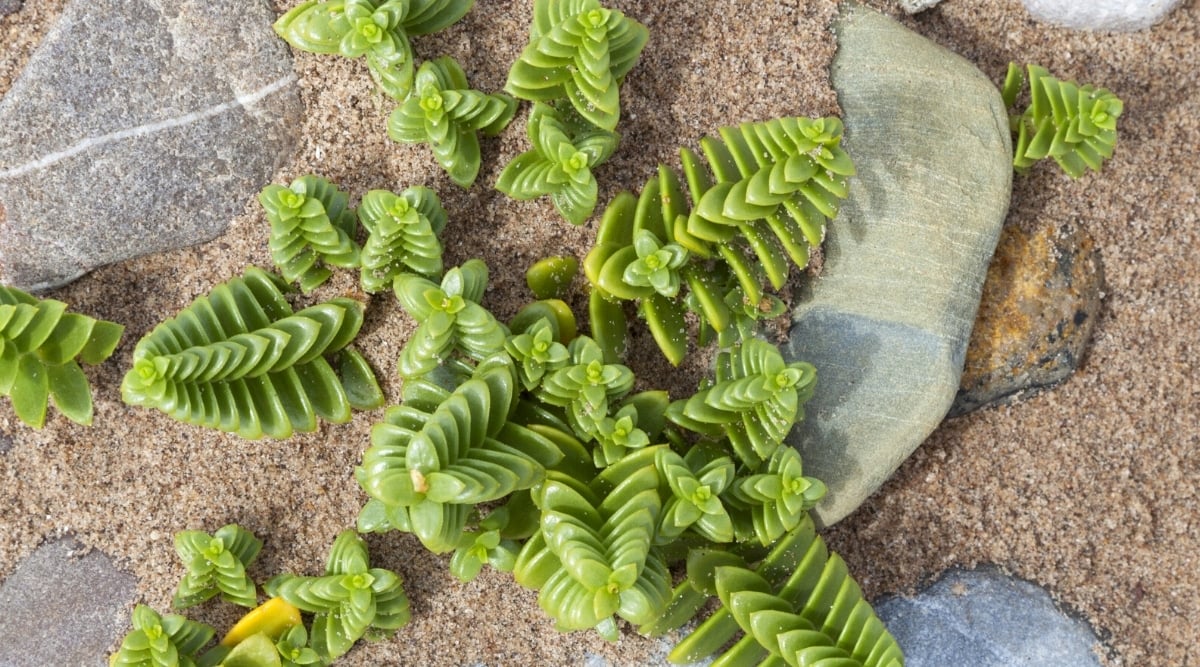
[[449, 506, 521, 582], [273, 0, 474, 100], [535, 335, 634, 437], [667, 339, 816, 468], [590, 404, 650, 468], [356, 355, 563, 552], [0, 285, 123, 428], [728, 447, 826, 546], [1004, 62, 1123, 177], [259, 175, 360, 294], [173, 524, 263, 609], [120, 267, 384, 440], [512, 451, 671, 641], [504, 316, 570, 391], [263, 530, 410, 662], [388, 56, 517, 187], [654, 446, 735, 544], [505, 0, 649, 131], [358, 186, 447, 293], [495, 103, 619, 225], [392, 260, 508, 378], [109, 605, 215, 667]]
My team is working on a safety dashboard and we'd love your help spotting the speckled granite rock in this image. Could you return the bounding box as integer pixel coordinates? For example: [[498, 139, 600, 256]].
[[784, 2, 1011, 527], [951, 223, 1103, 416], [0, 0, 301, 292], [0, 537, 137, 667], [1021, 0, 1184, 31], [875, 567, 1107, 666]]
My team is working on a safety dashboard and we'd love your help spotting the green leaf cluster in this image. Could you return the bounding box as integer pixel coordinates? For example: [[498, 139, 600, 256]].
[[358, 186, 447, 293], [265, 530, 410, 662], [259, 176, 361, 293], [120, 267, 383, 440], [495, 103, 619, 225], [110, 605, 215, 667], [388, 57, 517, 187], [273, 0, 474, 100], [1004, 63, 1123, 178], [585, 117, 855, 364], [0, 285, 123, 428], [174, 525, 264, 610], [505, 0, 649, 131]]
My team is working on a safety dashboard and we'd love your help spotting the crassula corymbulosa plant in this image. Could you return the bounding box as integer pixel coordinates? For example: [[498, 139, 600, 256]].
[[0, 285, 123, 428], [259, 175, 361, 294], [1004, 62, 1124, 177]]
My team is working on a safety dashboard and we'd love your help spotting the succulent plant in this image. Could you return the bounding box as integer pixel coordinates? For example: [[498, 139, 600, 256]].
[[388, 56, 517, 187], [495, 103, 619, 225], [357, 186, 447, 293], [259, 175, 360, 294], [173, 524, 263, 609], [264, 530, 410, 662], [505, 0, 648, 131], [120, 267, 383, 440], [109, 605, 215, 667], [0, 285, 123, 428], [274, 0, 475, 100], [1004, 62, 1123, 177]]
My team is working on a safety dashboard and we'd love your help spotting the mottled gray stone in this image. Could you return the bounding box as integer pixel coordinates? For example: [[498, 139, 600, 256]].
[[0, 537, 138, 666], [0, 0, 22, 18], [785, 3, 1011, 526], [1022, 0, 1184, 31], [0, 427, 11, 454], [0, 0, 302, 292], [876, 567, 1107, 666]]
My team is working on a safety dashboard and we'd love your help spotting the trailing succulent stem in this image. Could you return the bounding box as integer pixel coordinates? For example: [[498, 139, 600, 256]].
[[585, 117, 854, 363], [506, 0, 649, 131], [496, 102, 619, 225], [0, 285, 123, 428], [259, 175, 360, 293], [274, 0, 475, 100], [1004, 62, 1123, 177], [110, 605, 215, 667], [120, 267, 383, 440], [388, 57, 517, 187]]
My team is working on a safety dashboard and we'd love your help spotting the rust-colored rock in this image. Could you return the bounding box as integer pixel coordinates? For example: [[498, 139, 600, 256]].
[[951, 222, 1104, 416]]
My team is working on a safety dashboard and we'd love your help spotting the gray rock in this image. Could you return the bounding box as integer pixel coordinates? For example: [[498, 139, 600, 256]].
[[875, 567, 1107, 666], [0, 537, 138, 666], [1022, 0, 1184, 31], [0, 0, 302, 292], [784, 3, 1011, 526], [899, 0, 945, 14], [951, 223, 1104, 417], [0, 0, 22, 18], [0, 427, 11, 454]]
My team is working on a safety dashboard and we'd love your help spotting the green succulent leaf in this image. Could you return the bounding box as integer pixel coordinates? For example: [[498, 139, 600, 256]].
[[0, 286, 123, 428], [525, 255, 579, 300]]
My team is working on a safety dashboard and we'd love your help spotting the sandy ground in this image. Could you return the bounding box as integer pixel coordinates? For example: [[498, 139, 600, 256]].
[[1, 0, 1197, 665]]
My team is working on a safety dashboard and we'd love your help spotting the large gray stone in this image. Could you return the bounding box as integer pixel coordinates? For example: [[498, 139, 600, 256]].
[[785, 3, 1011, 526], [0, 0, 302, 291], [0, 537, 138, 666], [875, 567, 1107, 666], [1022, 0, 1184, 31]]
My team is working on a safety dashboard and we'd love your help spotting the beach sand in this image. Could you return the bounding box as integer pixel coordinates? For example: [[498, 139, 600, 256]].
[[1, 0, 1197, 664]]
